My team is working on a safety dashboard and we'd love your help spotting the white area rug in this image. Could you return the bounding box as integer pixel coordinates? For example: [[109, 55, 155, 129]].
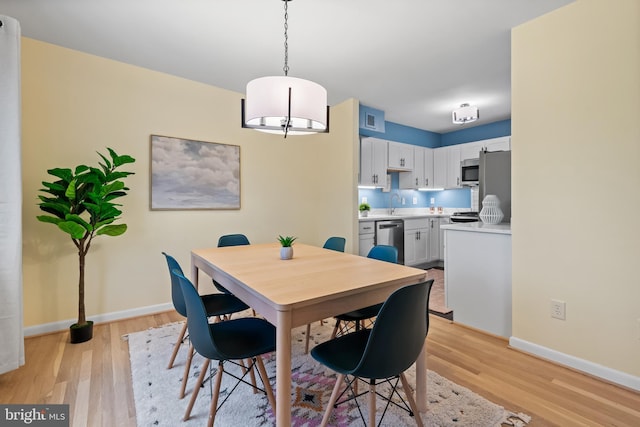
[[126, 319, 530, 426]]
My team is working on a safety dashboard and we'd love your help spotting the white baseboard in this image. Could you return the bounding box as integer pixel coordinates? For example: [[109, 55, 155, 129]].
[[509, 336, 640, 392], [24, 303, 174, 337]]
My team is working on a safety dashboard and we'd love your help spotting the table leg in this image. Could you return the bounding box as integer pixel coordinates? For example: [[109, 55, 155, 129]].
[[276, 311, 292, 427], [190, 257, 199, 289], [416, 341, 428, 412]]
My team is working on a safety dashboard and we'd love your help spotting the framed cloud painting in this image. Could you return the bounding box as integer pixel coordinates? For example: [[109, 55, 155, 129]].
[[150, 135, 240, 210]]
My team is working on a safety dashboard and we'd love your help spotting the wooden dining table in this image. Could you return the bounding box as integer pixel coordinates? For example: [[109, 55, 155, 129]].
[[191, 242, 428, 427]]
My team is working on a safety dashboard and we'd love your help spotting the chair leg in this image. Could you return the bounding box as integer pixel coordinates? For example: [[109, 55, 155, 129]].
[[255, 356, 276, 415], [320, 373, 344, 427], [368, 380, 376, 427], [180, 344, 195, 399], [305, 323, 311, 354], [168, 322, 188, 369], [400, 372, 424, 427], [208, 362, 224, 427], [184, 358, 210, 421], [331, 320, 340, 339]]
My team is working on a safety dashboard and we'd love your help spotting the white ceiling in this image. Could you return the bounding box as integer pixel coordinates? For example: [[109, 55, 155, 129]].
[[1, 0, 573, 133]]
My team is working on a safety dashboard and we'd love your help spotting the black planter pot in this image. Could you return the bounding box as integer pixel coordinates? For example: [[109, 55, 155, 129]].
[[69, 321, 94, 344]]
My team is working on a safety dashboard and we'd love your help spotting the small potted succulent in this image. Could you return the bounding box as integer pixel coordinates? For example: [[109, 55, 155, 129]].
[[359, 202, 371, 217], [277, 235, 297, 260]]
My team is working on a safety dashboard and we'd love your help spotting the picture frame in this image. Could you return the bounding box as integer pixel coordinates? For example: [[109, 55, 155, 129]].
[[150, 135, 240, 210]]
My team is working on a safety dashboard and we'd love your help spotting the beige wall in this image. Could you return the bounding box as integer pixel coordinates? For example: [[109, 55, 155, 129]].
[[512, 0, 640, 376], [21, 38, 360, 328]]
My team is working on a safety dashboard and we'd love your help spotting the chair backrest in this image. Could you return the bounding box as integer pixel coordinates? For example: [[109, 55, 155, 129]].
[[217, 234, 250, 247], [172, 269, 225, 361], [351, 279, 434, 379], [323, 236, 346, 252], [367, 245, 398, 264], [162, 252, 187, 317]]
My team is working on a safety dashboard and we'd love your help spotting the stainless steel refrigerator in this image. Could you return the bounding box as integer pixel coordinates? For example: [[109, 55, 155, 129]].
[[479, 150, 511, 223]]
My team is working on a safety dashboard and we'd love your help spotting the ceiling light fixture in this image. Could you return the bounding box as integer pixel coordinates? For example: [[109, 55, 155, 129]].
[[452, 103, 479, 125], [241, 0, 329, 138]]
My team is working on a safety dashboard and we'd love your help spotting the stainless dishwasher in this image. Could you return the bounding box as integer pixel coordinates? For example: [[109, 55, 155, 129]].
[[375, 220, 404, 264]]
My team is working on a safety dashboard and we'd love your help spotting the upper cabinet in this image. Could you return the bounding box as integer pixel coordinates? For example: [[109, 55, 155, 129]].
[[359, 137, 388, 187], [399, 146, 434, 189], [387, 141, 414, 171], [461, 136, 512, 161]]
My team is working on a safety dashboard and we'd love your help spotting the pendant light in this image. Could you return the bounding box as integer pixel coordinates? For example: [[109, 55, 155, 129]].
[[241, 0, 329, 138], [452, 103, 479, 125]]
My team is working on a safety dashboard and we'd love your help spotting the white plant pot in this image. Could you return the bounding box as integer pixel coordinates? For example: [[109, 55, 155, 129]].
[[280, 246, 293, 260], [360, 210, 369, 217]]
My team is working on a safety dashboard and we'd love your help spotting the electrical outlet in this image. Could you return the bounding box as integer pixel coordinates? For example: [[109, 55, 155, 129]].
[[551, 300, 566, 320], [401, 197, 405, 205], [430, 197, 435, 204], [361, 197, 367, 204], [413, 197, 418, 205]]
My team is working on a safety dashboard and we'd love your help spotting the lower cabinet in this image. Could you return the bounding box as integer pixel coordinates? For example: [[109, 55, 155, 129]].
[[358, 220, 375, 257], [428, 218, 439, 262], [439, 216, 450, 260], [404, 218, 429, 266]]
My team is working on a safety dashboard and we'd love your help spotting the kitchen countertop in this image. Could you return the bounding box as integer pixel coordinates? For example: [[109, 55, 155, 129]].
[[359, 208, 458, 221], [440, 222, 511, 235]]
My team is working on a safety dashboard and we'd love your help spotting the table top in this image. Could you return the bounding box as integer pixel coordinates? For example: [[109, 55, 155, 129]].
[[192, 242, 427, 311]]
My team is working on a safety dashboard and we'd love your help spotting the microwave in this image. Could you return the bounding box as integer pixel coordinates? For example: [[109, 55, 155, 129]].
[[460, 158, 479, 186]]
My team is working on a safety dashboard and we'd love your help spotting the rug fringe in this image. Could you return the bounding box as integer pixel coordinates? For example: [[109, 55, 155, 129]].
[[501, 411, 532, 426]]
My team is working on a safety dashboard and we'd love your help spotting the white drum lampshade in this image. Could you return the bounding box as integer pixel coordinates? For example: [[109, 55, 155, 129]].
[[243, 76, 328, 135]]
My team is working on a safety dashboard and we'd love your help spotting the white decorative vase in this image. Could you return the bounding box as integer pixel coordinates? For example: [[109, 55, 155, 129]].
[[360, 210, 369, 217], [479, 194, 504, 224], [280, 246, 293, 260]]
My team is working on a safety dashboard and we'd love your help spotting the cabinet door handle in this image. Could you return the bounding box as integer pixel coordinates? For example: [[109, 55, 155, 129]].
[[425, 178, 429, 186], [457, 177, 460, 185], [415, 177, 418, 186]]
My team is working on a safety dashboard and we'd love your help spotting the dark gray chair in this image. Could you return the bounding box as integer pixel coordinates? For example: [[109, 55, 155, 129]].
[[311, 279, 434, 427], [162, 252, 249, 399], [173, 269, 276, 426]]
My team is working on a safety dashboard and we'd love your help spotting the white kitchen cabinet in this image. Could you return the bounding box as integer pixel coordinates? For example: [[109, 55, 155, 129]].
[[358, 220, 375, 257], [388, 141, 414, 171], [428, 217, 439, 262], [404, 218, 428, 266], [443, 225, 512, 337], [439, 216, 450, 260], [398, 146, 434, 189], [433, 147, 448, 189], [359, 137, 388, 187], [481, 136, 511, 152], [433, 145, 462, 189], [461, 142, 483, 161]]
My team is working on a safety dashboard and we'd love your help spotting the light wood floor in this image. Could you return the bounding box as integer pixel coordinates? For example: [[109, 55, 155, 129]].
[[1, 312, 638, 426]]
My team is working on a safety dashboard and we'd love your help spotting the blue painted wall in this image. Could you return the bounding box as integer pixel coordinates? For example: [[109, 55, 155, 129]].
[[359, 174, 470, 210], [358, 105, 509, 210], [441, 119, 511, 146]]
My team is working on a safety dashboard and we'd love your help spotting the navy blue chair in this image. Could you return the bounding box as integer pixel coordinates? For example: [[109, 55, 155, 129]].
[[311, 280, 434, 427], [213, 233, 251, 294], [173, 269, 276, 427], [162, 252, 249, 399], [304, 236, 348, 353], [330, 245, 398, 339]]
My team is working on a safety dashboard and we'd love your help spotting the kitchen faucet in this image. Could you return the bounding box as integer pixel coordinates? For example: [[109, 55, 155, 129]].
[[390, 192, 401, 215]]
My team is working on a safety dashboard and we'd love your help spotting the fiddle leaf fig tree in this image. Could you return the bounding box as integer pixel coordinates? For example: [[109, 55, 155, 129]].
[[37, 148, 136, 331]]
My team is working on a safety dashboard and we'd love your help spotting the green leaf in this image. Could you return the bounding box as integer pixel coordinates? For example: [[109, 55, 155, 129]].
[[96, 223, 127, 236], [58, 221, 87, 239], [75, 165, 89, 174], [98, 152, 112, 170], [65, 214, 93, 232], [37, 215, 62, 225], [47, 168, 73, 182], [65, 179, 77, 200], [41, 181, 67, 193], [101, 181, 125, 197]]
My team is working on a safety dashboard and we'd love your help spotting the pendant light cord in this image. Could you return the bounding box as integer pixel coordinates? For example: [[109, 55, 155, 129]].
[[283, 0, 289, 77]]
